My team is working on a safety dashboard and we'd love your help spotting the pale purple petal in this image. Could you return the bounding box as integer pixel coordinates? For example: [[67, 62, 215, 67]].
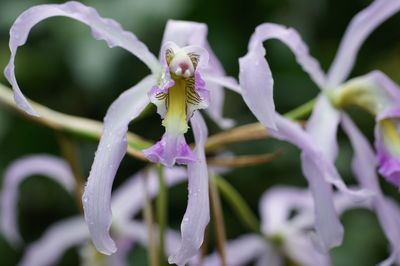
[[18, 217, 89, 266], [4, 1, 159, 116], [143, 132, 196, 167], [248, 23, 326, 88], [169, 112, 210, 266], [0, 155, 75, 247], [111, 167, 188, 220], [82, 76, 155, 255], [327, 0, 400, 87], [162, 20, 208, 48], [305, 96, 341, 162], [239, 40, 276, 130], [203, 75, 242, 94], [200, 235, 271, 266], [300, 153, 343, 251], [341, 115, 400, 263]]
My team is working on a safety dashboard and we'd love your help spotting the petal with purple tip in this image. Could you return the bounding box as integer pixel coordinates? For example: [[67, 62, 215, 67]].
[[0, 155, 75, 247], [169, 112, 210, 266], [82, 75, 154, 255], [327, 0, 400, 87], [4, 1, 159, 116]]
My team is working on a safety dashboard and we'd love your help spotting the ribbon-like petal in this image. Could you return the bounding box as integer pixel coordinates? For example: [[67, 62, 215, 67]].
[[169, 112, 210, 266], [0, 155, 75, 247], [327, 0, 400, 87], [82, 76, 154, 255], [341, 115, 400, 265], [4, 1, 159, 116]]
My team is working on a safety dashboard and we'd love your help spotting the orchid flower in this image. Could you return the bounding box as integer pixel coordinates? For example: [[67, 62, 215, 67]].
[[4, 2, 240, 264], [199, 186, 372, 266], [239, 0, 400, 252], [0, 154, 192, 266]]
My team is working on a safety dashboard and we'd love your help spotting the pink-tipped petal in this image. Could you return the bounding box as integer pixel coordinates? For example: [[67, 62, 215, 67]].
[[249, 23, 326, 88], [169, 112, 209, 266], [341, 115, 400, 264], [82, 76, 154, 255], [0, 155, 75, 247], [18, 217, 89, 266], [4, 1, 159, 116], [327, 0, 400, 87]]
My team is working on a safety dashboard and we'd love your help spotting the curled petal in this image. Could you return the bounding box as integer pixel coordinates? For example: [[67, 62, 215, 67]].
[[111, 167, 188, 220], [169, 113, 210, 266], [200, 235, 271, 266], [82, 76, 154, 255], [341, 115, 400, 263], [327, 0, 400, 87], [0, 155, 75, 247], [4, 1, 159, 116], [239, 41, 276, 130], [248, 23, 326, 88], [18, 217, 89, 266]]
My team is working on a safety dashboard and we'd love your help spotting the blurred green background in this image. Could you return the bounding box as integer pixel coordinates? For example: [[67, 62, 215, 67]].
[[0, 0, 400, 265]]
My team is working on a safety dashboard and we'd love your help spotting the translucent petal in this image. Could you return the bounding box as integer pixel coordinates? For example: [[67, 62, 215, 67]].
[[4, 1, 159, 116], [327, 0, 400, 87], [82, 76, 154, 255], [0, 155, 75, 247], [168, 113, 209, 266]]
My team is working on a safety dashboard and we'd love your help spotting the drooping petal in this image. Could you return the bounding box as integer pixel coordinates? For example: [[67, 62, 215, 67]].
[[327, 0, 400, 87], [300, 153, 343, 251], [305, 96, 341, 162], [247, 23, 326, 88], [200, 235, 273, 266], [341, 115, 400, 263], [168, 112, 210, 266], [82, 75, 155, 255], [4, 1, 159, 116], [111, 167, 187, 220], [0, 155, 75, 247], [18, 217, 89, 266]]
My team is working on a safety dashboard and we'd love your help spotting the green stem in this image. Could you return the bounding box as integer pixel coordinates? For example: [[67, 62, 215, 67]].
[[214, 175, 261, 234], [209, 175, 227, 266], [0, 83, 151, 159], [156, 165, 167, 265], [143, 169, 159, 266], [284, 97, 316, 120], [57, 134, 84, 212]]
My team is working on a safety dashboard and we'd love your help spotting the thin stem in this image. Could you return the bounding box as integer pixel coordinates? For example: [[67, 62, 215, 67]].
[[143, 168, 159, 266], [214, 175, 261, 234], [209, 175, 227, 266], [57, 134, 84, 212], [156, 164, 167, 265], [284, 97, 316, 120], [0, 83, 151, 160]]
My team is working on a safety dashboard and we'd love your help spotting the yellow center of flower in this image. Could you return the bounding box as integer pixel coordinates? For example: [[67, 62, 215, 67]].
[[380, 119, 400, 157], [162, 79, 189, 135], [160, 48, 201, 135]]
